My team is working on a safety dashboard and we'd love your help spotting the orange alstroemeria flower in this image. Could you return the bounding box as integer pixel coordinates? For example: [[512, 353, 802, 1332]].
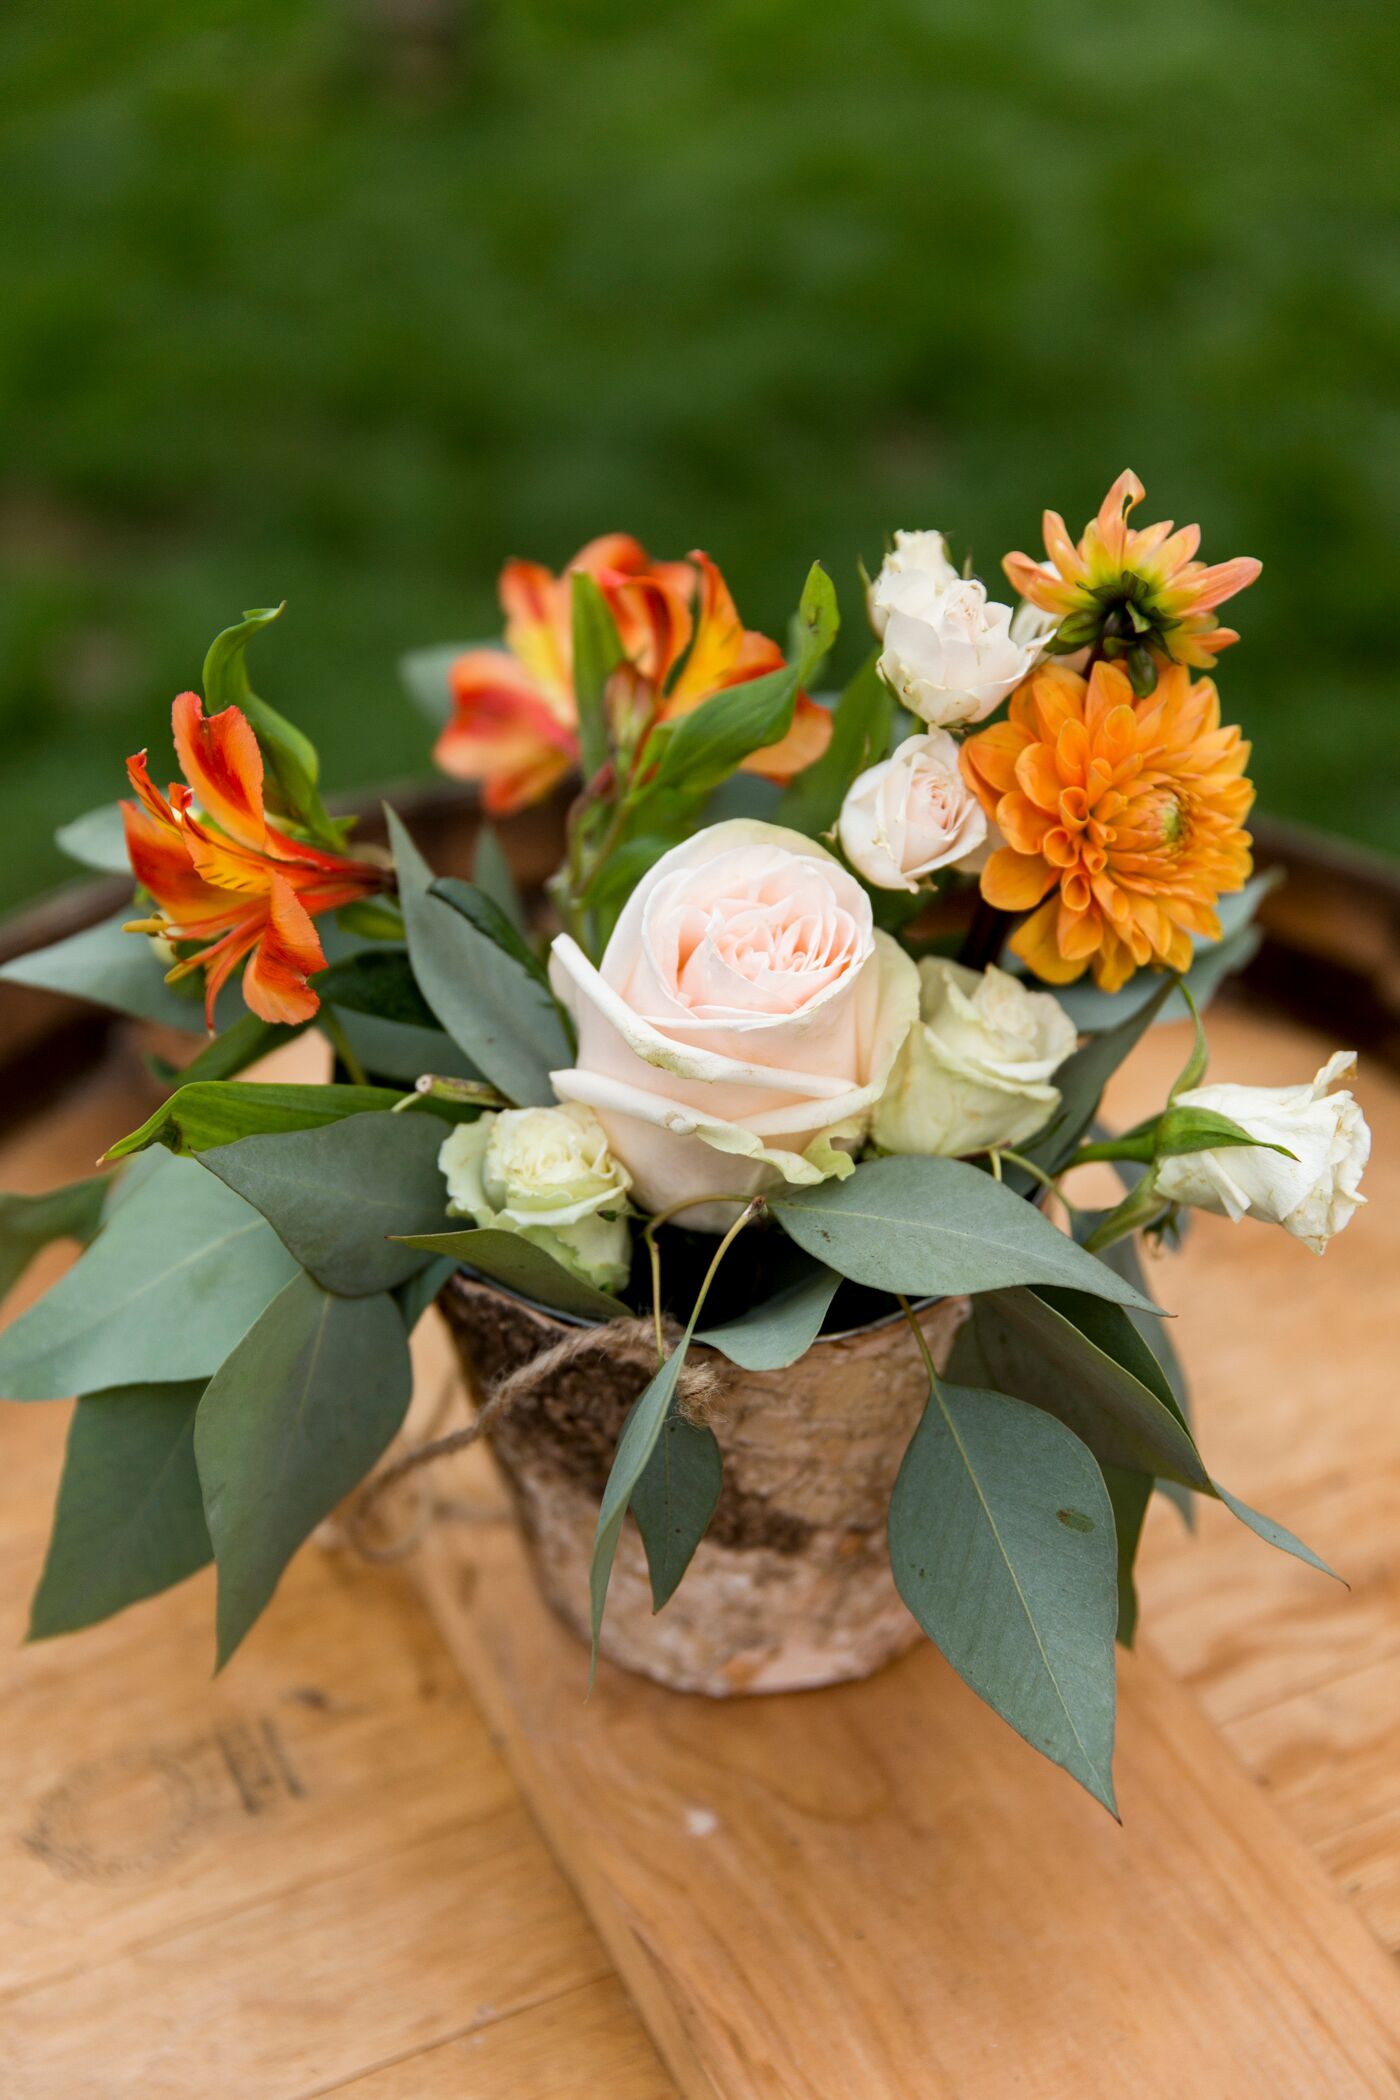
[[434, 534, 831, 813], [1003, 470, 1261, 678], [960, 658, 1254, 994], [123, 692, 386, 1028]]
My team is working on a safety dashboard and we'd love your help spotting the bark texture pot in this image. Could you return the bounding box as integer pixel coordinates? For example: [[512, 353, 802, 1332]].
[[438, 1272, 969, 1697]]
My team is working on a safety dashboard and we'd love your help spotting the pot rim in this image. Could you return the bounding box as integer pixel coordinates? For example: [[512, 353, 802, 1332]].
[[444, 1262, 942, 1347]]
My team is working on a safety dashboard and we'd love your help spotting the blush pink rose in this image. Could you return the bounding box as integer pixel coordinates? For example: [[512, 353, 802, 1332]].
[[548, 820, 919, 1224]]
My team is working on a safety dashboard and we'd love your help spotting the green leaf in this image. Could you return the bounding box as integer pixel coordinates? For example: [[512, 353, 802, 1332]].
[[1093, 1230, 1194, 1530], [653, 660, 801, 797], [54, 801, 130, 873], [316, 948, 436, 1029], [571, 570, 623, 779], [327, 1009, 480, 1086], [203, 606, 347, 849], [201, 1110, 453, 1297], [1049, 874, 1282, 1034], [398, 641, 473, 727], [473, 826, 526, 934], [630, 1409, 723, 1610], [195, 1272, 413, 1664], [1169, 981, 1209, 1099], [1151, 1104, 1295, 1161], [0, 1154, 298, 1399], [589, 1340, 691, 1672], [0, 1176, 108, 1305], [776, 652, 893, 837], [394, 1255, 457, 1331], [105, 1080, 406, 1161], [1101, 1465, 1153, 1647], [430, 877, 553, 992], [1020, 975, 1177, 1175], [973, 1288, 1337, 1579], [969, 1287, 1208, 1488], [28, 1382, 211, 1639], [697, 1259, 841, 1369], [0, 908, 235, 1033], [771, 1157, 1157, 1309], [393, 1225, 630, 1322], [386, 807, 570, 1105], [888, 1379, 1119, 1812], [170, 1011, 307, 1086], [788, 560, 841, 683]]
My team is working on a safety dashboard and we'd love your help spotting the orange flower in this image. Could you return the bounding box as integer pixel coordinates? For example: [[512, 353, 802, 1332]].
[[434, 534, 831, 813], [1003, 470, 1261, 687], [960, 659, 1254, 993], [123, 692, 385, 1028]]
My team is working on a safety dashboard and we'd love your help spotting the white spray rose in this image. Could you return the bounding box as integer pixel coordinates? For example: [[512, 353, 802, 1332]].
[[837, 732, 987, 892], [867, 530, 959, 638], [878, 574, 1043, 729], [1155, 1052, 1370, 1254], [871, 960, 1077, 1157], [439, 1102, 633, 1291]]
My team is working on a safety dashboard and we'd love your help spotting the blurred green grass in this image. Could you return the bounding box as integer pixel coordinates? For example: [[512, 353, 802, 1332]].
[[1, 0, 1396, 914]]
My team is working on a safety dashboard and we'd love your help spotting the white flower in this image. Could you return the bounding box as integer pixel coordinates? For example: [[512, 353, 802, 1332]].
[[439, 1102, 633, 1291], [1155, 1052, 1370, 1253], [867, 530, 959, 638], [871, 960, 1077, 1158], [878, 574, 1043, 729], [548, 820, 919, 1226], [837, 732, 987, 893]]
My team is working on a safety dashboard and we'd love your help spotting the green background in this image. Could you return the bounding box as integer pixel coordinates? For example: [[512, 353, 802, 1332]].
[[2, 0, 1396, 915]]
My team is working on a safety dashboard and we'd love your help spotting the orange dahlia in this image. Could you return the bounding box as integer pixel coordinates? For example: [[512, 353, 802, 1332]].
[[960, 659, 1254, 993], [1003, 470, 1261, 693], [435, 534, 831, 814]]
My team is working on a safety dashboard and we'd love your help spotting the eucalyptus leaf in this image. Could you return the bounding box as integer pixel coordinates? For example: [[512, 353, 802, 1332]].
[[107, 1081, 406, 1161], [888, 1379, 1119, 1812], [0, 908, 237, 1033], [630, 1410, 723, 1610], [776, 652, 893, 837], [589, 1340, 690, 1673], [195, 1272, 413, 1664], [317, 948, 437, 1029], [571, 570, 623, 779], [386, 807, 569, 1105], [0, 1175, 108, 1305], [329, 1009, 480, 1086], [969, 1287, 1208, 1488], [393, 1225, 629, 1322], [430, 877, 552, 990], [697, 1259, 841, 1370], [201, 1110, 452, 1297], [771, 1157, 1157, 1309], [474, 826, 526, 934], [28, 1382, 211, 1639], [0, 1154, 298, 1399], [54, 801, 130, 873], [1101, 1465, 1153, 1647], [394, 1255, 458, 1331]]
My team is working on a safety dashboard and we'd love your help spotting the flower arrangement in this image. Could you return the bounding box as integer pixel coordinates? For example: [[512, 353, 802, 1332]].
[[0, 479, 1371, 1812]]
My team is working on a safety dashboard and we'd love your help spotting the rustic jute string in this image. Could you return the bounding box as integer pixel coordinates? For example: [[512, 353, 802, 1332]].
[[348, 1315, 731, 1564]]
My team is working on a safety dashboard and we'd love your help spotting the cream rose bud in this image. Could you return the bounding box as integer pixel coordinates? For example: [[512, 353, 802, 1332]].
[[1155, 1052, 1370, 1254], [548, 820, 920, 1226], [867, 529, 959, 639], [871, 960, 1077, 1158], [438, 1102, 633, 1291], [837, 732, 987, 893], [878, 574, 1042, 729]]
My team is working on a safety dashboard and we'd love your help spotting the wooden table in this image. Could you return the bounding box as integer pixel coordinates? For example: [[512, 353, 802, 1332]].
[[0, 1004, 1397, 2096]]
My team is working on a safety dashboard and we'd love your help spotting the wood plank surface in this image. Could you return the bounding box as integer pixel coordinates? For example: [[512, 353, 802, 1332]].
[[0, 1004, 1397, 2096]]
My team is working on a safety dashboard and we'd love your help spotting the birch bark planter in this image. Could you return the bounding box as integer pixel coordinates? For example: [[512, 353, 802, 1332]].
[[437, 1271, 969, 1697]]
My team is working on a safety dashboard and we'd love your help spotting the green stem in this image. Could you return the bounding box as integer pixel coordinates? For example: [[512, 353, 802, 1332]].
[[641, 1189, 764, 1367], [897, 1292, 941, 1391]]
